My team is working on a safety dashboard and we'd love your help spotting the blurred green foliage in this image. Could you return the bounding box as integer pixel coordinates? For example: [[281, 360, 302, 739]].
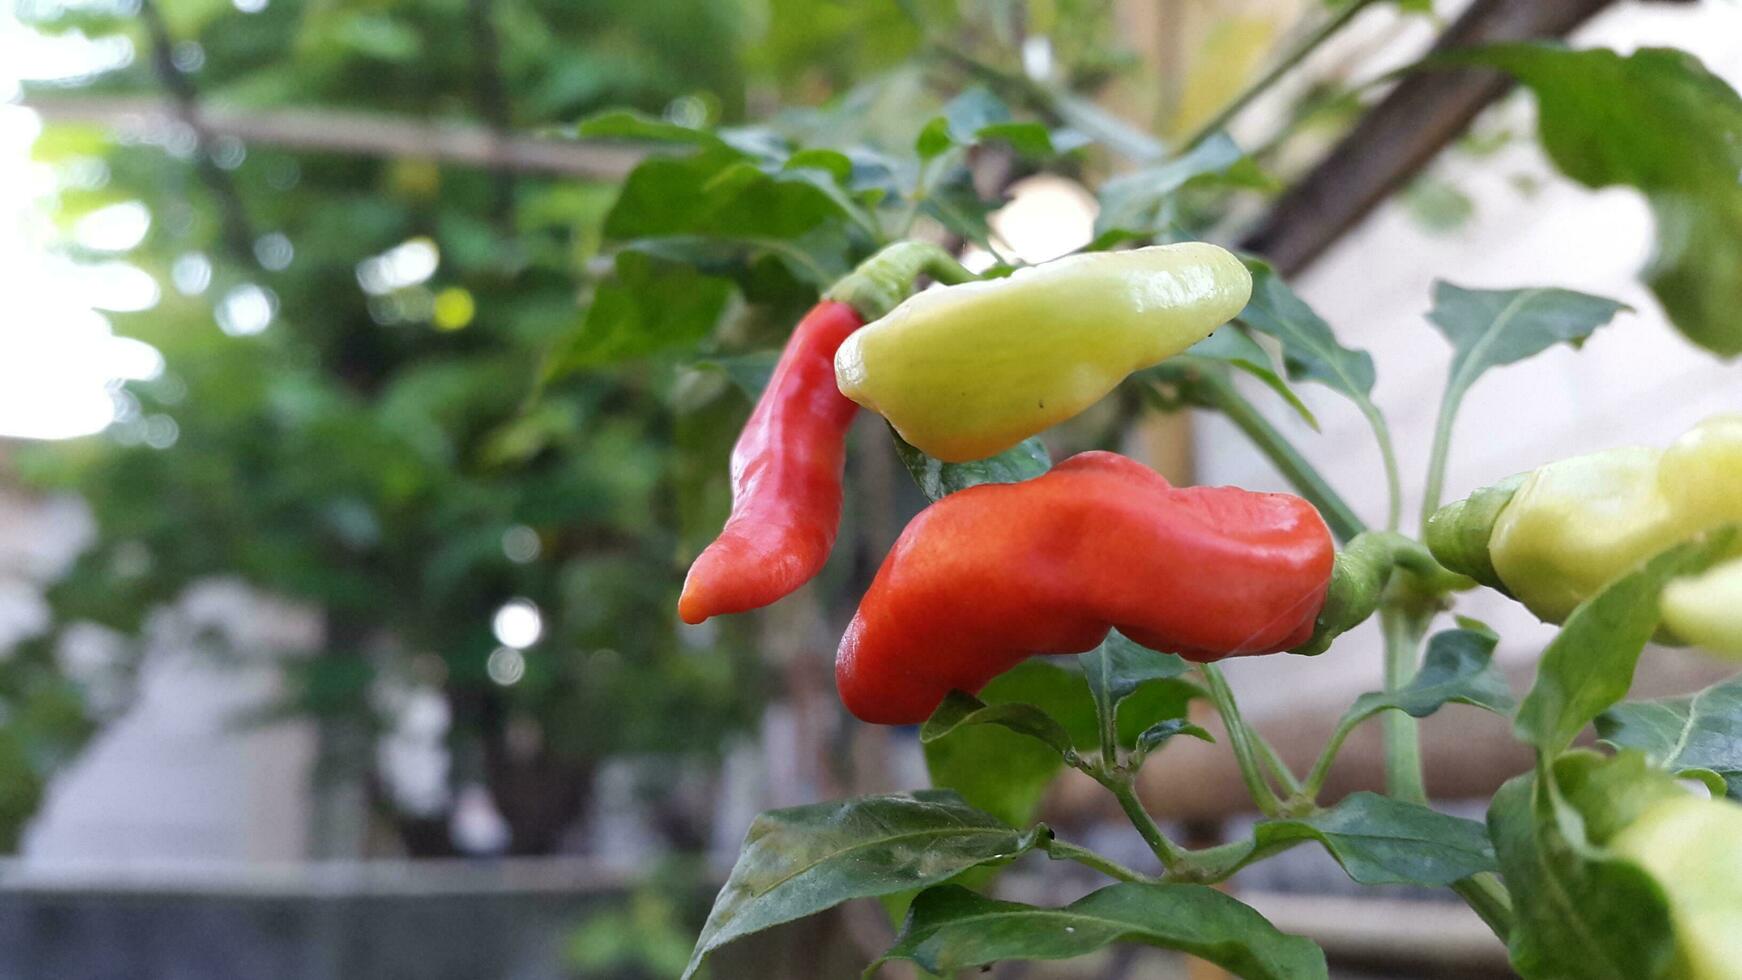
[[8, 0, 1134, 855]]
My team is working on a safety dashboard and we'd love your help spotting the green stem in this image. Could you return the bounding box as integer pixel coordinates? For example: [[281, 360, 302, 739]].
[[1105, 775, 1187, 871], [1301, 715, 1358, 801], [1047, 839, 1157, 884], [1189, 370, 1365, 542], [1253, 729, 1303, 797], [1420, 394, 1460, 531], [1199, 664, 1283, 816], [1361, 403, 1404, 533], [1379, 605, 1429, 803], [1452, 873, 1515, 940], [1180, 0, 1382, 152]]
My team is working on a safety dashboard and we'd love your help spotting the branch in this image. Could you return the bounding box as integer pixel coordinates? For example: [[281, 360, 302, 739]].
[[20, 95, 645, 180], [138, 0, 256, 265], [1241, 0, 1692, 277]]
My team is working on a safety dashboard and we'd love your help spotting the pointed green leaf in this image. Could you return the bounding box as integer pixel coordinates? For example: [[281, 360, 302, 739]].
[[874, 883, 1327, 980], [1236, 258, 1377, 406], [1213, 793, 1497, 887], [1597, 673, 1742, 800], [921, 691, 1076, 758], [1488, 762, 1676, 979], [684, 790, 1045, 978], [1342, 622, 1514, 726], [1427, 282, 1627, 431]]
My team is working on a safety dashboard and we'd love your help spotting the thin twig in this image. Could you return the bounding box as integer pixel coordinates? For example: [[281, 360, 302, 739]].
[[22, 96, 646, 179]]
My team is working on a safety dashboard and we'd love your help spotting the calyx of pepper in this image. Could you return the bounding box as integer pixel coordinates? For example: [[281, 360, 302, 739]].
[[825, 241, 975, 321], [1291, 531, 1469, 656], [1424, 473, 1526, 597]]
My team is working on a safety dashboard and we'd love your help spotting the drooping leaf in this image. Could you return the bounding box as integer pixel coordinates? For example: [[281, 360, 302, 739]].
[[1515, 531, 1737, 755], [1488, 764, 1676, 979], [1597, 672, 1742, 800], [1236, 258, 1377, 407], [922, 661, 1097, 827], [1176, 326, 1319, 429], [892, 431, 1050, 502], [1339, 622, 1514, 729], [685, 790, 1045, 978], [1238, 792, 1498, 887], [1425, 282, 1627, 438], [873, 883, 1327, 980], [1451, 45, 1742, 356], [921, 691, 1077, 758]]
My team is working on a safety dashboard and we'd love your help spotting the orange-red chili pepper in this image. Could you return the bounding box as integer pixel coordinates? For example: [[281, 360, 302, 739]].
[[835, 452, 1335, 724], [679, 300, 863, 625]]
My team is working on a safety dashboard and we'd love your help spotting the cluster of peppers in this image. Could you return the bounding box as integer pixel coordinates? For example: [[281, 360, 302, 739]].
[[678, 241, 1742, 970], [680, 240, 1344, 724]]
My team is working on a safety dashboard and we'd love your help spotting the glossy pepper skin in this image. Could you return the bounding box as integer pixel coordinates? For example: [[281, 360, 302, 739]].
[[835, 243, 1252, 463], [835, 452, 1334, 724], [678, 300, 862, 625], [1428, 414, 1742, 625], [1661, 557, 1742, 659], [1610, 794, 1742, 979]]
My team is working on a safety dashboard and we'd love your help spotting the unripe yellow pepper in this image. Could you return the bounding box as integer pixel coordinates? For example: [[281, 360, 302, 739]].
[[1661, 558, 1742, 658], [834, 243, 1252, 462], [1429, 414, 1742, 626], [1610, 794, 1742, 980]]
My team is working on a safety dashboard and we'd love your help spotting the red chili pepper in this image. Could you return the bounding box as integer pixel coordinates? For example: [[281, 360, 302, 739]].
[[835, 452, 1335, 724], [679, 300, 864, 625]]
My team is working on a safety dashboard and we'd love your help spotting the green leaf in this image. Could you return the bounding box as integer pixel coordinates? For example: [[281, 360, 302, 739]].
[[1177, 327, 1319, 430], [1488, 765, 1676, 979], [922, 661, 1098, 827], [1426, 282, 1627, 425], [691, 350, 779, 399], [576, 108, 721, 145], [921, 691, 1076, 758], [602, 146, 855, 279], [1597, 673, 1742, 800], [1450, 45, 1742, 356], [1243, 792, 1498, 887], [548, 253, 733, 374], [1094, 133, 1245, 237], [684, 790, 1046, 979], [975, 121, 1057, 158], [1236, 258, 1377, 407], [1134, 718, 1214, 756], [1080, 630, 1191, 733], [915, 117, 955, 160], [892, 431, 1050, 502], [1515, 530, 1737, 755], [873, 883, 1327, 980], [1341, 622, 1514, 727]]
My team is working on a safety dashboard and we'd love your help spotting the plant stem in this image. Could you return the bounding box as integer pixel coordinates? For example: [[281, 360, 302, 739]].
[[1180, 0, 1382, 152], [1187, 370, 1365, 543], [1420, 394, 1459, 530], [1301, 715, 1357, 801], [1199, 664, 1283, 816], [1452, 873, 1515, 940], [1048, 838, 1156, 884], [1106, 775, 1187, 871], [1379, 605, 1429, 803], [1253, 729, 1303, 797], [1362, 403, 1404, 533]]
